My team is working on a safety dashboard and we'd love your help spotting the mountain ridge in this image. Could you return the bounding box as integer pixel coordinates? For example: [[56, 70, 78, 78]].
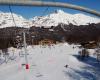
[[0, 10, 100, 28], [32, 10, 100, 27], [0, 12, 32, 28]]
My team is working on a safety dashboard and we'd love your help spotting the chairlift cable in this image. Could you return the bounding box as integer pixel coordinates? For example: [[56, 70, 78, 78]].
[[41, 0, 51, 16], [41, 6, 50, 16], [8, 5, 17, 27], [42, 0, 56, 16], [8, 5, 19, 47]]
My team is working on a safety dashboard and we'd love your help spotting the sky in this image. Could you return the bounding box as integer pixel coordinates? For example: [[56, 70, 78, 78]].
[[0, 0, 100, 19]]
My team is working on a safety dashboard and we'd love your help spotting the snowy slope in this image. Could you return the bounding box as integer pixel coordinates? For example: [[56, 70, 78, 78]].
[[0, 43, 100, 80], [32, 10, 100, 27], [0, 12, 32, 28]]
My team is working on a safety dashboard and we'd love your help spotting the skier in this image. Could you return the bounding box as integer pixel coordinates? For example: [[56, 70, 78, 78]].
[[64, 64, 68, 68]]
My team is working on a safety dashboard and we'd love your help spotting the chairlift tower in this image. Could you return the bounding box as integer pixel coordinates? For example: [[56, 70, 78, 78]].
[[23, 32, 29, 69]]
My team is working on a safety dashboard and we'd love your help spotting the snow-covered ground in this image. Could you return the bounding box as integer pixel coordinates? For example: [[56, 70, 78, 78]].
[[0, 43, 100, 80]]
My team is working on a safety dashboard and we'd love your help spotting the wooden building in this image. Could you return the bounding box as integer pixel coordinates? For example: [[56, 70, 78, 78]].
[[39, 39, 55, 45]]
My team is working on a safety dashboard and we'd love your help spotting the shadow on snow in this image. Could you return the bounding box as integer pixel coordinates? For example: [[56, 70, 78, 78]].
[[63, 55, 100, 80]]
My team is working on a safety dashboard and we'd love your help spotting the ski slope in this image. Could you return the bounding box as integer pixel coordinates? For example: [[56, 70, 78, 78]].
[[0, 43, 100, 80]]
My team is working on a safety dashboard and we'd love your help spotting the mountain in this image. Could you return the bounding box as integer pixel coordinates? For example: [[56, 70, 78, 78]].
[[0, 12, 32, 28], [0, 10, 100, 29], [32, 10, 100, 27]]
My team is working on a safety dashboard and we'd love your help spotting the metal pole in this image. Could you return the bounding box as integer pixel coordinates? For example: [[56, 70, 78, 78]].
[[0, 0, 99, 17], [23, 32, 29, 69]]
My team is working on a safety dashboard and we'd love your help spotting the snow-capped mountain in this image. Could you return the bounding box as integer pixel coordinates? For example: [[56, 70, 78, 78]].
[[32, 10, 100, 27], [0, 12, 32, 28], [0, 10, 100, 28]]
